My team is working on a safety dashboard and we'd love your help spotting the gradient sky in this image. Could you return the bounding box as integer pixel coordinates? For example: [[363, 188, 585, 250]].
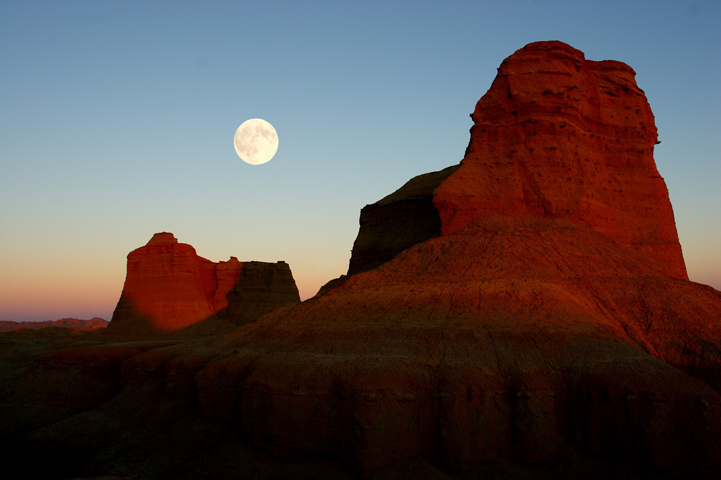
[[1, 0, 719, 322]]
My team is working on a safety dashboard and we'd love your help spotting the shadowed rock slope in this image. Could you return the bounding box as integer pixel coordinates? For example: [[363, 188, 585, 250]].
[[196, 217, 720, 476], [348, 164, 459, 275], [107, 232, 300, 334], [1, 41, 719, 480]]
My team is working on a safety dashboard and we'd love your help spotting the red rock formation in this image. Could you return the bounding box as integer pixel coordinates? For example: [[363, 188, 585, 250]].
[[107, 233, 300, 334], [172, 42, 719, 475], [187, 216, 719, 477], [349, 41, 686, 280], [6, 219, 718, 478], [434, 41, 686, 279], [1, 42, 718, 480]]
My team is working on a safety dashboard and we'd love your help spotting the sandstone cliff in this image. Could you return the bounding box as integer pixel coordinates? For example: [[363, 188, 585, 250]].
[[107, 233, 300, 334], [1, 42, 719, 480], [350, 41, 686, 280]]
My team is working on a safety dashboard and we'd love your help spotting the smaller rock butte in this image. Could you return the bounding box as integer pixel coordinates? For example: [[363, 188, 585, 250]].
[[107, 232, 300, 334]]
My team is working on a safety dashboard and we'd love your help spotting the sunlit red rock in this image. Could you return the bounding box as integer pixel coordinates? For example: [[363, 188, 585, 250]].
[[107, 232, 300, 334], [434, 41, 686, 279], [1, 42, 719, 479], [350, 41, 686, 280]]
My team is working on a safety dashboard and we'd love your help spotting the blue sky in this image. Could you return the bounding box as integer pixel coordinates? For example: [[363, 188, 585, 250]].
[[1, 0, 719, 321]]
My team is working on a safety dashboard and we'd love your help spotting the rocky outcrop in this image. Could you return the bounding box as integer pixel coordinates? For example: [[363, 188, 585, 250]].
[[5, 217, 719, 479], [1, 42, 718, 480], [438, 41, 687, 279], [349, 41, 687, 280], [107, 233, 300, 334], [348, 165, 459, 275], [196, 218, 720, 477], [214, 261, 302, 325]]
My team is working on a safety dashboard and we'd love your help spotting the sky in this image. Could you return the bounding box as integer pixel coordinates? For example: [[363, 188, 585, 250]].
[[1, 0, 719, 322]]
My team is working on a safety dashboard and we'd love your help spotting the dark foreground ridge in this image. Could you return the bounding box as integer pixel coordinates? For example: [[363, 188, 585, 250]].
[[0, 41, 719, 480]]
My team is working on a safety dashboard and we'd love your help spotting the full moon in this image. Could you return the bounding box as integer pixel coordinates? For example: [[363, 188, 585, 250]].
[[233, 118, 278, 165]]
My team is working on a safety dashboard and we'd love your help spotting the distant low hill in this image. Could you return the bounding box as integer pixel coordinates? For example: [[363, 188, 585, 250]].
[[0, 317, 108, 332]]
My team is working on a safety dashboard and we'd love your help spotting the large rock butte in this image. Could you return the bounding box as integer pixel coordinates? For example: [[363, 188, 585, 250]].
[[1, 42, 719, 480], [351, 41, 686, 280], [107, 232, 301, 334]]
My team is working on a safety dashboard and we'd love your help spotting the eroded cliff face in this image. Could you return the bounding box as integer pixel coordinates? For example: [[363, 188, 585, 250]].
[[433, 41, 686, 279], [349, 41, 687, 280], [107, 233, 300, 334]]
